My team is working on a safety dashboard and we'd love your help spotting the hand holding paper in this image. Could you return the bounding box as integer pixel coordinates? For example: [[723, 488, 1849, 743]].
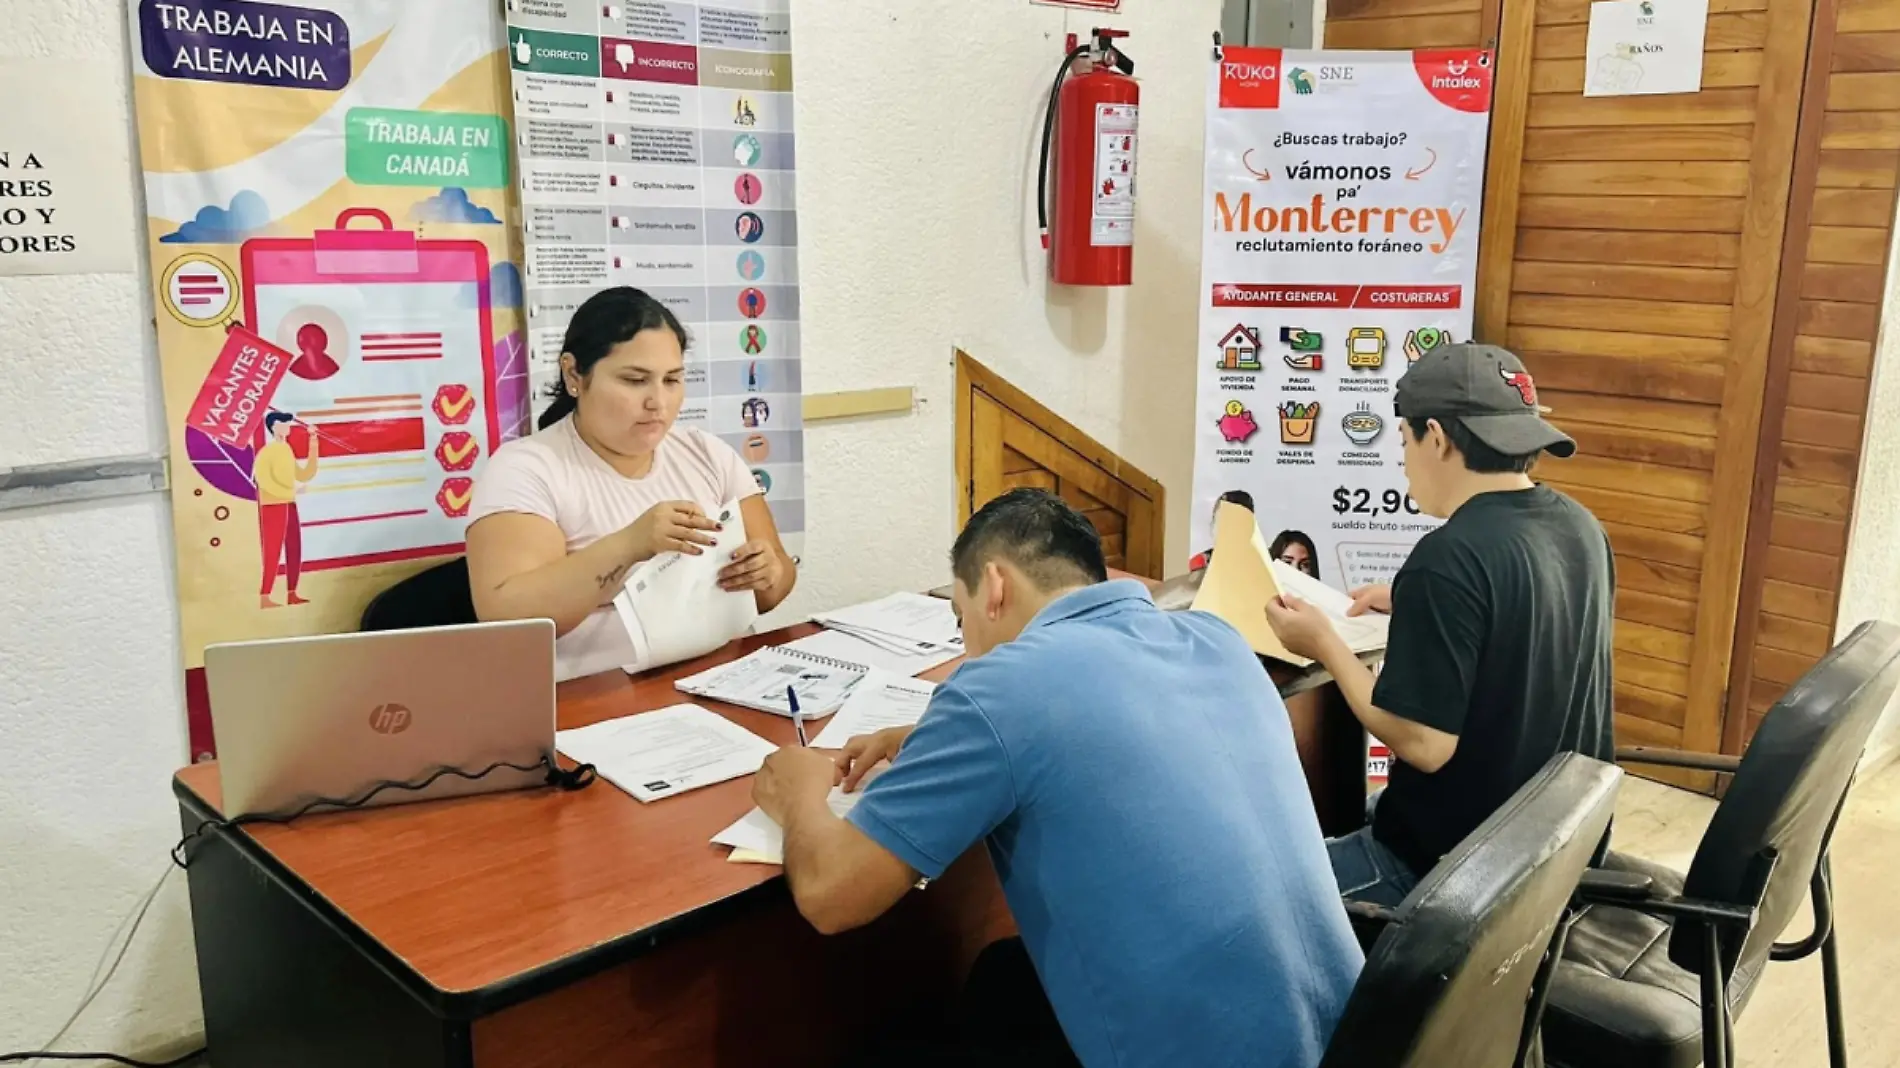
[[615, 500, 759, 674], [624, 500, 722, 560], [1191, 501, 1388, 666], [718, 538, 785, 595], [1262, 593, 1340, 662], [752, 744, 842, 826]]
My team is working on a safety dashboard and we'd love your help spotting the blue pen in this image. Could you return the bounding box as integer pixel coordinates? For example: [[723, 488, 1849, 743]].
[[788, 685, 808, 747]]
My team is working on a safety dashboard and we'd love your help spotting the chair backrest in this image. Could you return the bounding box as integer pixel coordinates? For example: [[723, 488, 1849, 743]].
[[1672, 620, 1900, 978], [1321, 752, 1623, 1068], [359, 557, 478, 632]]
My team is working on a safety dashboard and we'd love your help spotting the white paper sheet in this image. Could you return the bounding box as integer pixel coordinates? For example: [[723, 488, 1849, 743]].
[[783, 629, 960, 678], [614, 499, 759, 673], [814, 592, 963, 653], [556, 703, 775, 803], [711, 768, 886, 864], [1583, 0, 1709, 97], [1271, 559, 1391, 653], [810, 671, 937, 750]]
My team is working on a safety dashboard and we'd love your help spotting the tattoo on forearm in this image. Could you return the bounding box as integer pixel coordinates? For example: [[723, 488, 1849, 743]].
[[596, 564, 628, 590]]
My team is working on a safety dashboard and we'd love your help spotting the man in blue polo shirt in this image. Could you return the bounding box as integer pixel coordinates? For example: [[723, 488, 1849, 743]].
[[752, 488, 1361, 1068]]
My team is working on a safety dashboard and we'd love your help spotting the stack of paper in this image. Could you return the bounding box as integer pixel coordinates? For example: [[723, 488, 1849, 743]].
[[1191, 502, 1389, 666], [810, 670, 937, 749], [813, 592, 962, 658], [556, 704, 776, 803], [782, 628, 958, 678]]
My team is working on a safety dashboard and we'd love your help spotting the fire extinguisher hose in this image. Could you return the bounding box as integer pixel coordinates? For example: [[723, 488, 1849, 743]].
[[1037, 44, 1094, 243]]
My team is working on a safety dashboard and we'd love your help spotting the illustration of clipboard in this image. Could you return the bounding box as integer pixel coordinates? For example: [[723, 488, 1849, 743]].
[[237, 208, 498, 570]]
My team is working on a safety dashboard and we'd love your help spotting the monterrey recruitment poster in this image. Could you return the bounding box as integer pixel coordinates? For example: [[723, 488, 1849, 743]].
[[1191, 48, 1493, 597], [127, 0, 528, 759], [503, 0, 806, 562]]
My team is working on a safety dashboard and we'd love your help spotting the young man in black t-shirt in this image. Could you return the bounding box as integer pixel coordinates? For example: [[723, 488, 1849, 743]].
[[1265, 343, 1615, 905]]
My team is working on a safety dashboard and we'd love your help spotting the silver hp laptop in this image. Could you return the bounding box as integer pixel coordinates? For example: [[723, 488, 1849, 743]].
[[205, 620, 557, 818]]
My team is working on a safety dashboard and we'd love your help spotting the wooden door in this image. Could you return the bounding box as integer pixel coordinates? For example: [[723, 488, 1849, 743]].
[[1472, 0, 1819, 789], [1331, 0, 1841, 789], [954, 352, 1168, 579]]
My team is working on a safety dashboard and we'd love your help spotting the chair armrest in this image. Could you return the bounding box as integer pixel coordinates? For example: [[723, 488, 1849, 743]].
[[1615, 746, 1743, 773], [1576, 868, 1656, 904], [1342, 899, 1399, 953], [1344, 900, 1399, 926], [1574, 871, 1757, 932]]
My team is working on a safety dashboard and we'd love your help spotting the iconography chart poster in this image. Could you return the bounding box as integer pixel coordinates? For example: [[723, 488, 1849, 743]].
[[127, 0, 528, 758], [1192, 48, 1493, 592], [504, 0, 805, 560]]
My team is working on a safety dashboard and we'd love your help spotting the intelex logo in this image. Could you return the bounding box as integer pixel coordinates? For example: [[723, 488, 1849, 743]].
[[1434, 58, 1482, 90]]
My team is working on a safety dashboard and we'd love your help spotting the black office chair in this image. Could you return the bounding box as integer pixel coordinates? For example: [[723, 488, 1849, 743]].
[[358, 556, 478, 632], [1320, 751, 1624, 1068], [1542, 620, 1900, 1068]]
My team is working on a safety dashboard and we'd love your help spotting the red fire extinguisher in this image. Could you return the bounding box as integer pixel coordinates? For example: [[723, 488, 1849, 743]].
[[1040, 28, 1139, 287]]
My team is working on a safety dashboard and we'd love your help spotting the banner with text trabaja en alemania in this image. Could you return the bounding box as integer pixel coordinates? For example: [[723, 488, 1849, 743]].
[[126, 1, 528, 760], [1192, 48, 1493, 785]]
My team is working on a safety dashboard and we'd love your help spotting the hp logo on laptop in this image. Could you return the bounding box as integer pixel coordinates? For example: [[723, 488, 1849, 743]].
[[368, 703, 413, 735]]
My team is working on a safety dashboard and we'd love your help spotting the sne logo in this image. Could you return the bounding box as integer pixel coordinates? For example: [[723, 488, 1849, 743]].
[[368, 703, 413, 735]]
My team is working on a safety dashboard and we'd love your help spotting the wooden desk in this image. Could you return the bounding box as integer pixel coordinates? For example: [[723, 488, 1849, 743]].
[[175, 622, 1367, 1068]]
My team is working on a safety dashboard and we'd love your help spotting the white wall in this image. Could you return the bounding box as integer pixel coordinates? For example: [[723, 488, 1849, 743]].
[[0, 0, 203, 1056], [785, 0, 1222, 618], [0, 0, 1224, 1054], [1837, 214, 1900, 774]]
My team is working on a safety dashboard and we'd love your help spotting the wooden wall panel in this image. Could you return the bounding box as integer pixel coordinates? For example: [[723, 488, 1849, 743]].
[[1725, 0, 1895, 755], [953, 353, 1167, 579]]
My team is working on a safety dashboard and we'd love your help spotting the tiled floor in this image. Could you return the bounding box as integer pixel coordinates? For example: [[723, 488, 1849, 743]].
[[1609, 760, 1900, 1067]]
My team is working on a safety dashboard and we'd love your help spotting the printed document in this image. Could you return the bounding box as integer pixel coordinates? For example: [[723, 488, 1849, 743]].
[[556, 704, 775, 803], [1270, 558, 1390, 653], [1192, 501, 1389, 666], [674, 646, 864, 717], [810, 670, 937, 749], [783, 628, 959, 678], [712, 769, 886, 865], [614, 499, 758, 674], [814, 592, 963, 653]]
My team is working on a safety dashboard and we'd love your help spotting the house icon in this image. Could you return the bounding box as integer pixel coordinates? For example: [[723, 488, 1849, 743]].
[[1217, 324, 1263, 371]]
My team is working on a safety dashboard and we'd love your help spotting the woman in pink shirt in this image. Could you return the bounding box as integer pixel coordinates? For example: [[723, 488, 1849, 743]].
[[466, 287, 796, 679]]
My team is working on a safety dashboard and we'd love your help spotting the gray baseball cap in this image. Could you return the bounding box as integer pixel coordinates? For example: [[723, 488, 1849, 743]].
[[1394, 342, 1576, 459]]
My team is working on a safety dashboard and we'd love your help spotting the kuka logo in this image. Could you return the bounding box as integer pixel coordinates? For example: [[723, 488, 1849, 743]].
[[1219, 47, 1283, 109], [1223, 60, 1277, 82], [368, 703, 413, 735]]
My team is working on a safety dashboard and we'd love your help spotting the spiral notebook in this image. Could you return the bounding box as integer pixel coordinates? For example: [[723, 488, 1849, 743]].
[[673, 644, 868, 718]]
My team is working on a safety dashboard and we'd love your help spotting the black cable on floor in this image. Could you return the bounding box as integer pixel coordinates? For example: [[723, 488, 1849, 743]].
[[0, 1048, 207, 1067]]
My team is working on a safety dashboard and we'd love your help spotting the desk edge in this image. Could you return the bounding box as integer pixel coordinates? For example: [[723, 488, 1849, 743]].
[[172, 774, 798, 1020]]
